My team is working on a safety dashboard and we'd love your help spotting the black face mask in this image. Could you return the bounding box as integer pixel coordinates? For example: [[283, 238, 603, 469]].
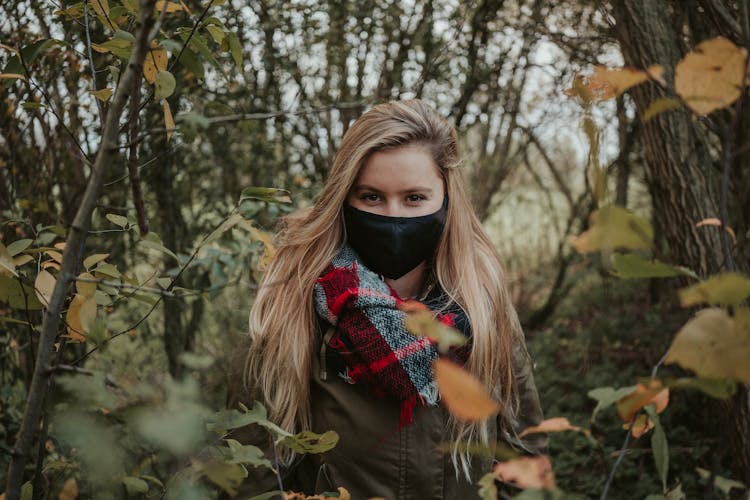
[[343, 197, 448, 280]]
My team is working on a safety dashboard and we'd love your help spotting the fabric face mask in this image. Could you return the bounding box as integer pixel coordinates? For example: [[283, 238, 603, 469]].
[[343, 197, 448, 280]]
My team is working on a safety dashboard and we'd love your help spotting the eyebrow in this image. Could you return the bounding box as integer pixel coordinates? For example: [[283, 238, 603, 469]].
[[352, 184, 435, 195]]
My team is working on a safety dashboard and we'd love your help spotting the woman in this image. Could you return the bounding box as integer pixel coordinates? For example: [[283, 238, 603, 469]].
[[228, 99, 546, 499]]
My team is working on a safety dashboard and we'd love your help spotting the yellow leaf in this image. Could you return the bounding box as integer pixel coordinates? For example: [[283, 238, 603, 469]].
[[493, 455, 556, 490], [643, 97, 681, 122], [678, 272, 750, 307], [615, 379, 669, 422], [587, 64, 665, 99], [90, 0, 115, 30], [35, 269, 57, 307], [42, 261, 60, 271], [675, 36, 749, 116], [54, 242, 66, 250], [13, 254, 34, 267], [45, 250, 63, 263], [143, 42, 168, 84], [665, 308, 750, 384], [89, 88, 113, 101], [433, 359, 500, 422], [155, 0, 186, 12], [59, 477, 79, 500], [162, 100, 175, 141], [65, 294, 97, 341], [76, 272, 97, 298], [571, 205, 653, 253], [519, 417, 583, 437], [246, 223, 277, 269]]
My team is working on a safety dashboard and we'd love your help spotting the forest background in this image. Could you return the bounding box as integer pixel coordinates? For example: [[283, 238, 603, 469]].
[[1, 0, 749, 498]]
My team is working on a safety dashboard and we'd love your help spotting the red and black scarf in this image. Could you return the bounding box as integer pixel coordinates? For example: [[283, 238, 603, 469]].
[[313, 245, 471, 424]]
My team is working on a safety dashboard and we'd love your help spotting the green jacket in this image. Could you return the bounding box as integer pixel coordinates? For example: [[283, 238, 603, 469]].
[[226, 328, 546, 499]]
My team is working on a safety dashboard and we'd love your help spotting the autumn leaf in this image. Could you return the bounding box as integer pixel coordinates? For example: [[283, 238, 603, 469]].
[[403, 310, 467, 353], [519, 417, 584, 437], [665, 308, 750, 383], [587, 65, 665, 99], [624, 414, 655, 438], [59, 477, 79, 500], [76, 272, 97, 298], [65, 294, 97, 342], [433, 359, 500, 422], [163, 100, 175, 141], [615, 380, 669, 422], [155, 0, 186, 12], [494, 455, 556, 490], [643, 97, 681, 122], [0, 241, 17, 276], [34, 269, 56, 306], [90, 0, 116, 30], [89, 87, 113, 101], [695, 217, 737, 244], [143, 42, 168, 84], [675, 36, 750, 116]]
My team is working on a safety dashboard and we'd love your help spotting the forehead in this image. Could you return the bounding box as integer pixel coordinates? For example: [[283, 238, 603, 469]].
[[353, 144, 442, 191]]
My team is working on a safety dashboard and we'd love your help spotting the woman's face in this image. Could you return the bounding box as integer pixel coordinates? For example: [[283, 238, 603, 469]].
[[346, 143, 445, 217]]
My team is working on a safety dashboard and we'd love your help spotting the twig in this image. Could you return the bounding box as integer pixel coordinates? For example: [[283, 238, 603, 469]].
[[127, 59, 149, 235], [84, 0, 105, 125], [600, 422, 634, 500]]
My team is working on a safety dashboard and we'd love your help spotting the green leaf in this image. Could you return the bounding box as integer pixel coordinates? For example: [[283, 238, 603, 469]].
[[154, 69, 176, 100], [105, 213, 130, 228], [83, 253, 110, 269], [224, 439, 273, 468], [7, 239, 33, 256], [203, 213, 244, 245], [587, 386, 636, 421], [177, 29, 221, 70], [139, 232, 179, 261], [176, 47, 204, 78], [0, 275, 44, 310], [679, 272, 750, 307], [205, 25, 225, 44], [667, 377, 737, 399], [197, 461, 246, 496], [240, 187, 293, 204], [281, 430, 339, 454], [93, 262, 122, 279], [227, 32, 242, 67], [122, 476, 149, 495], [207, 402, 290, 438], [644, 404, 669, 492], [643, 97, 681, 122], [477, 472, 498, 500], [93, 37, 133, 60], [610, 253, 697, 279]]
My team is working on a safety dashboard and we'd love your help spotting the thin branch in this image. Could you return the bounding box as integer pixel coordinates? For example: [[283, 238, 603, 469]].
[[84, 0, 105, 125]]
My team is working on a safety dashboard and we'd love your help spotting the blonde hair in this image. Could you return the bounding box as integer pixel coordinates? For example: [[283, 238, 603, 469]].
[[244, 99, 523, 473]]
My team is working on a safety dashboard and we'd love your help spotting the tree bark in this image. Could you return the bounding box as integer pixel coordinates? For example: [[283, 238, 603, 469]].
[[611, 0, 750, 483]]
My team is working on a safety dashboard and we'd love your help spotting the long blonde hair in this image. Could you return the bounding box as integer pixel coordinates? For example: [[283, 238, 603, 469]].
[[244, 99, 523, 472]]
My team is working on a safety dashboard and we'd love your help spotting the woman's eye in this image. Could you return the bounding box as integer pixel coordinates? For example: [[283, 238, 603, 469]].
[[360, 194, 380, 202], [407, 194, 426, 203]]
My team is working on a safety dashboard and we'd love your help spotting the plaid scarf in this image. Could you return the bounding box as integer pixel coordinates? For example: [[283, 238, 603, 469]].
[[313, 245, 470, 425]]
